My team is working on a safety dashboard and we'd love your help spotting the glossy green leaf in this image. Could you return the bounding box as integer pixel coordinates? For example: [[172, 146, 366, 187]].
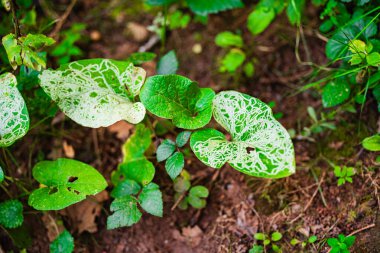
[[190, 91, 295, 178], [39, 59, 146, 128], [220, 49, 246, 73], [0, 200, 23, 228], [157, 139, 176, 162], [286, 0, 305, 25], [186, 0, 243, 16], [165, 151, 184, 180], [188, 185, 208, 209], [176, 131, 191, 147], [139, 183, 163, 217], [247, 6, 276, 35], [28, 158, 108, 210], [111, 179, 141, 198], [157, 50, 178, 75], [107, 195, 142, 229], [119, 159, 155, 186], [50, 230, 74, 253], [140, 75, 215, 129], [0, 165, 4, 183], [2, 33, 55, 70], [362, 134, 380, 151], [322, 80, 350, 108], [122, 124, 152, 163], [215, 31, 243, 48], [0, 73, 29, 147]]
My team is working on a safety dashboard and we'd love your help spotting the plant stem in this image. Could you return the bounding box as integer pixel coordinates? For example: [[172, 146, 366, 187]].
[[10, 0, 21, 38]]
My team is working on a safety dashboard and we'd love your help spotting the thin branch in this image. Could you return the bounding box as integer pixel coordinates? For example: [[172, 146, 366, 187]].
[[49, 0, 77, 39], [10, 0, 21, 37]]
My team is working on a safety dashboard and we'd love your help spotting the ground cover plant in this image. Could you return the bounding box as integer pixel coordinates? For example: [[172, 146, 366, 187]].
[[0, 0, 379, 252]]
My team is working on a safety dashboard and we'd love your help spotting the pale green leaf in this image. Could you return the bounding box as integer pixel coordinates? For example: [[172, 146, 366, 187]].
[[111, 179, 141, 198], [215, 31, 243, 48], [157, 139, 176, 162], [139, 183, 163, 217], [191, 91, 295, 178], [0, 73, 30, 147], [173, 177, 191, 193], [0, 200, 23, 228], [140, 75, 214, 129], [322, 80, 350, 108], [220, 49, 246, 73], [122, 124, 152, 163], [39, 59, 146, 127], [157, 50, 178, 75], [186, 0, 243, 16], [362, 134, 380, 151], [28, 158, 108, 210], [50, 230, 74, 253], [2, 0, 11, 11], [165, 151, 184, 180], [107, 195, 142, 229], [271, 232, 282, 242], [119, 159, 155, 186], [254, 233, 266, 241], [176, 131, 191, 147], [367, 52, 380, 66], [308, 235, 317, 243], [247, 7, 276, 35]]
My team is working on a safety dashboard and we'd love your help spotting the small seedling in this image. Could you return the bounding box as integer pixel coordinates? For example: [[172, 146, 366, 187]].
[[252, 231, 283, 253], [334, 166, 355, 186], [291, 235, 318, 249], [327, 234, 356, 253]]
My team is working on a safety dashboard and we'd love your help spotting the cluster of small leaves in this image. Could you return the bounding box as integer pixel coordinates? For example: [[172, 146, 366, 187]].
[[173, 170, 209, 209], [334, 166, 355, 186], [0, 200, 24, 229], [157, 131, 191, 179], [327, 234, 356, 253], [50, 230, 74, 253], [290, 235, 317, 249], [250, 231, 283, 253]]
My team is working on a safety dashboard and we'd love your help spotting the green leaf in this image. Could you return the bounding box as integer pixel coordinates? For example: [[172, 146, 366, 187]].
[[157, 139, 176, 162], [215, 31, 243, 48], [173, 176, 191, 193], [28, 158, 107, 210], [122, 124, 152, 163], [119, 159, 155, 186], [290, 238, 300, 245], [0, 200, 23, 228], [157, 50, 178, 75], [338, 178, 345, 186], [255, 233, 266, 241], [249, 245, 264, 253], [220, 48, 246, 73], [244, 62, 255, 77], [322, 80, 350, 108], [127, 52, 156, 65], [308, 235, 317, 243], [50, 230, 74, 253], [165, 151, 185, 180], [247, 6, 276, 35], [190, 91, 295, 178], [2, 0, 11, 11], [111, 179, 141, 198], [0, 165, 4, 183], [188, 185, 208, 208], [185, 0, 244, 16], [0, 73, 30, 147], [140, 75, 214, 129], [2, 33, 55, 70], [344, 235, 356, 247], [107, 195, 142, 229], [139, 183, 163, 217], [39, 59, 146, 128], [271, 232, 282, 242], [334, 166, 342, 177], [145, 0, 178, 6], [176, 131, 191, 147], [362, 134, 380, 151], [286, 0, 305, 25], [174, 192, 189, 210], [345, 167, 355, 177], [367, 52, 380, 66]]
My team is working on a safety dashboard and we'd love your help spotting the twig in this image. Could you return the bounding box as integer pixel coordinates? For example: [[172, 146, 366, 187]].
[[10, 0, 21, 37], [171, 191, 186, 211], [49, 0, 77, 39]]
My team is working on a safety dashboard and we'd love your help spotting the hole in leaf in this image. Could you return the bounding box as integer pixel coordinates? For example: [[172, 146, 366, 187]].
[[246, 147, 255, 154], [68, 176, 78, 183], [119, 175, 125, 181], [48, 187, 58, 195], [74, 190, 80, 195]]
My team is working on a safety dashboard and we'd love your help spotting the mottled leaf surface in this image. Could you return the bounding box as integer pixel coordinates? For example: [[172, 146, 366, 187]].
[[0, 200, 24, 228], [50, 230, 74, 253]]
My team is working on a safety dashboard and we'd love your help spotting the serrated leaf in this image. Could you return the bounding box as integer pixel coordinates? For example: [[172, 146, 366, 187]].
[[157, 50, 178, 75], [50, 230, 74, 253], [107, 195, 142, 229], [139, 183, 163, 217], [140, 75, 214, 129], [362, 134, 380, 151], [247, 6, 276, 35], [28, 158, 108, 210], [2, 33, 55, 70], [111, 179, 141, 198], [0, 165, 4, 183], [0, 73, 30, 147], [122, 124, 152, 163], [157, 139, 176, 162], [190, 91, 295, 178], [119, 159, 155, 186], [0, 200, 23, 228], [215, 31, 243, 48], [165, 152, 185, 180], [39, 59, 146, 128], [176, 131, 191, 147], [186, 0, 244, 16], [322, 80, 350, 108]]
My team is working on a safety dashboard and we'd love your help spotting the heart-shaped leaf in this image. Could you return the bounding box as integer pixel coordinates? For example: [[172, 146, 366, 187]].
[[139, 183, 163, 217], [28, 158, 108, 210], [0, 73, 30, 147], [50, 230, 74, 253], [188, 185, 209, 209], [190, 91, 295, 178], [140, 75, 215, 129], [0, 200, 24, 228], [39, 59, 146, 128], [107, 195, 142, 229]]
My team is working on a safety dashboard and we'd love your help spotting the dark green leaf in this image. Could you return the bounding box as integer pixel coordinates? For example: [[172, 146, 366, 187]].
[[0, 200, 23, 228], [145, 0, 178, 6], [107, 195, 142, 229], [165, 152, 185, 180], [111, 179, 141, 198], [157, 50, 178, 75], [286, 0, 305, 25], [0, 165, 3, 183], [157, 139, 176, 162], [50, 230, 74, 253], [139, 183, 163, 217], [322, 80, 350, 108]]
